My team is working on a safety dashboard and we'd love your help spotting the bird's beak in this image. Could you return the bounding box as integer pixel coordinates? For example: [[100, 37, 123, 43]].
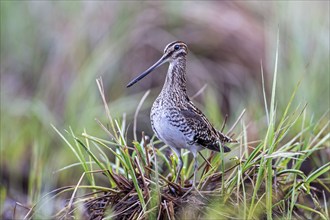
[[127, 54, 168, 87]]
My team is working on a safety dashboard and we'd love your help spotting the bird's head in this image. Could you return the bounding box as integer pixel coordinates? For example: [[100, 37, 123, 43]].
[[127, 41, 188, 87]]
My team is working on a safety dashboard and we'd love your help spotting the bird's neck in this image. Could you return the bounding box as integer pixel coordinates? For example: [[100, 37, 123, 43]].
[[161, 57, 187, 96]]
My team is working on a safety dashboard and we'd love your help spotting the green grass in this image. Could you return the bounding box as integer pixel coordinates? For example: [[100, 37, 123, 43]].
[[22, 49, 329, 218], [1, 1, 329, 219]]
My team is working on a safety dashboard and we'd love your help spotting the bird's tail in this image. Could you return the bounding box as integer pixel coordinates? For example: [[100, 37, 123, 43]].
[[222, 145, 231, 152]]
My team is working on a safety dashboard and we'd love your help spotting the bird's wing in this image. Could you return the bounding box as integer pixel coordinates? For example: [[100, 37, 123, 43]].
[[180, 102, 232, 152]]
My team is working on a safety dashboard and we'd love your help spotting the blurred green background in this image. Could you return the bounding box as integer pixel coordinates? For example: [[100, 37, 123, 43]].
[[1, 1, 329, 216]]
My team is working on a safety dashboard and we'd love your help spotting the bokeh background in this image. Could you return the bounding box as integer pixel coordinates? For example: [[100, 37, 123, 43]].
[[1, 1, 329, 216]]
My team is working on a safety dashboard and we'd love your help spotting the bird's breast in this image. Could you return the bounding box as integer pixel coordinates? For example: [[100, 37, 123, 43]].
[[150, 99, 196, 150]]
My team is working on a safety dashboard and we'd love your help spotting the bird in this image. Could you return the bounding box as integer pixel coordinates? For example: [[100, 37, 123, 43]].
[[127, 41, 235, 195]]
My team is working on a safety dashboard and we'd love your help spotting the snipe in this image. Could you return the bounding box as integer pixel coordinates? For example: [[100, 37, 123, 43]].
[[127, 41, 235, 195]]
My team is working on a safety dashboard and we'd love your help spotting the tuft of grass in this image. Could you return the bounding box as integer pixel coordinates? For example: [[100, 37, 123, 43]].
[[23, 63, 329, 219]]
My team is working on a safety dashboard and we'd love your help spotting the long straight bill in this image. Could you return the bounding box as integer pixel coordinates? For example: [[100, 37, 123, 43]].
[[127, 55, 167, 87]]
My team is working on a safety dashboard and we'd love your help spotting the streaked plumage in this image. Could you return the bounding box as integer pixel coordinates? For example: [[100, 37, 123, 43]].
[[127, 41, 235, 191]]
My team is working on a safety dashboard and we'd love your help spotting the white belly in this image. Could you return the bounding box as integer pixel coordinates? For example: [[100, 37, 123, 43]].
[[151, 112, 202, 155], [152, 113, 186, 147]]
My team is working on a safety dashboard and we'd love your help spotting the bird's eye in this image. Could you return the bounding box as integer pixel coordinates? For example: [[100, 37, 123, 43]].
[[174, 45, 180, 50]]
